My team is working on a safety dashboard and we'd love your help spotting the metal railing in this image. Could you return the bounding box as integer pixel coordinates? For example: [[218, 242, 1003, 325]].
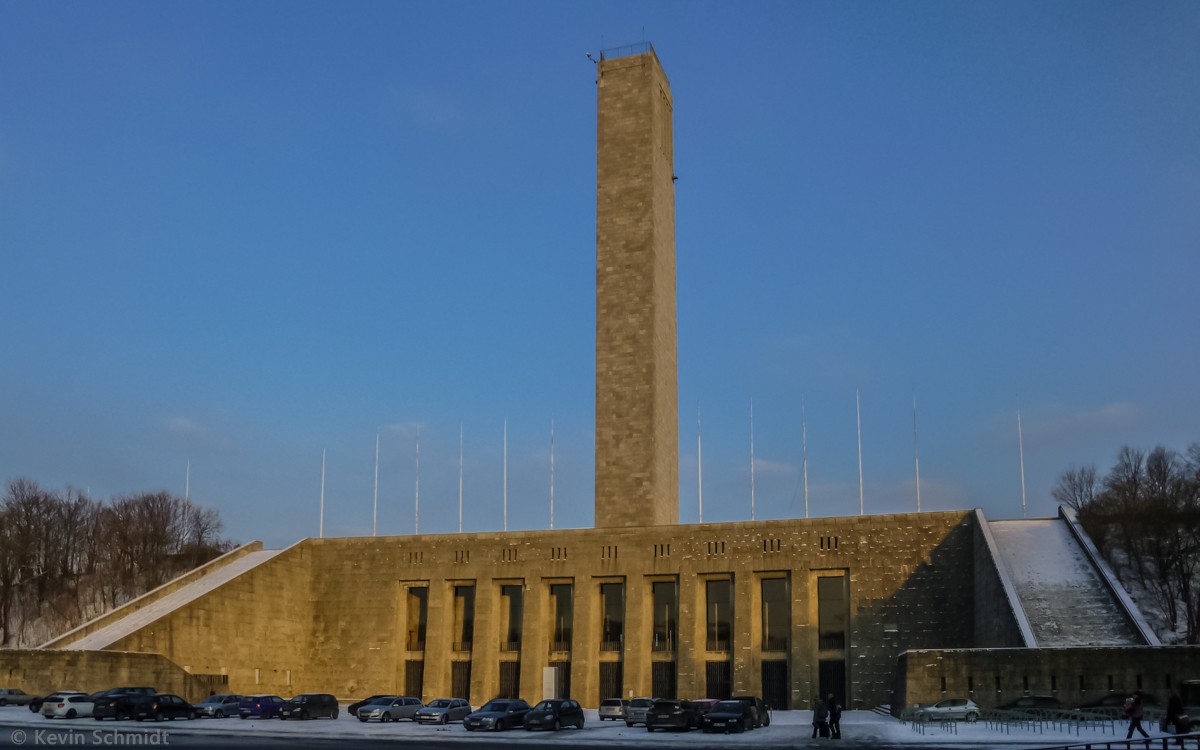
[[407, 637, 425, 652], [706, 640, 730, 652], [599, 42, 652, 61], [763, 636, 788, 652], [899, 706, 1200, 749], [452, 641, 472, 652], [1025, 732, 1200, 750], [499, 641, 520, 653], [550, 641, 571, 653], [600, 641, 622, 652], [819, 634, 845, 650]]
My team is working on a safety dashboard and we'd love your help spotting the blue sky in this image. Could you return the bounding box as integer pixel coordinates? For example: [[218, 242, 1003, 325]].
[[1, 1, 1197, 549]]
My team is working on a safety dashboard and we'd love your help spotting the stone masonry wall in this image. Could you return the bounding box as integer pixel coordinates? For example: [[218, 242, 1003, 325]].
[[0, 650, 209, 703]]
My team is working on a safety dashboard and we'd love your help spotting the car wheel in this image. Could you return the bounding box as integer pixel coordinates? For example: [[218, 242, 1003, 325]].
[[647, 726, 654, 732], [465, 726, 474, 732], [744, 717, 752, 732], [551, 718, 560, 732], [626, 721, 634, 727], [763, 713, 770, 727], [66, 709, 77, 719], [154, 712, 165, 722], [333, 709, 339, 720], [239, 714, 247, 719], [440, 713, 448, 725], [116, 711, 127, 722], [0, 699, 7, 707], [966, 712, 978, 723]]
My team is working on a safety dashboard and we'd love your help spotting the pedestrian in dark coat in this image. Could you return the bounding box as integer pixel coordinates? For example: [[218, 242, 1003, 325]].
[[826, 693, 842, 739], [1125, 692, 1149, 739], [812, 696, 829, 738], [1165, 695, 1189, 746]]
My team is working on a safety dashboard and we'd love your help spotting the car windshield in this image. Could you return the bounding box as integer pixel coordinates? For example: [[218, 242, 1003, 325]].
[[601, 699, 622, 707], [631, 699, 654, 707], [428, 700, 451, 708], [713, 702, 741, 713], [654, 701, 678, 707], [367, 697, 395, 705], [480, 701, 510, 712], [288, 695, 315, 704], [534, 701, 561, 711]]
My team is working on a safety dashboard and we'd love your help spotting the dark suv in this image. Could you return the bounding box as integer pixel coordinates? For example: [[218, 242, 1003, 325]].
[[133, 694, 196, 722], [997, 696, 1063, 711], [93, 688, 157, 721], [280, 694, 339, 720]]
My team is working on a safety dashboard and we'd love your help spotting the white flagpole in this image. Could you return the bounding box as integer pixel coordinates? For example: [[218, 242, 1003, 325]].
[[750, 397, 755, 522], [697, 400, 703, 524], [415, 424, 420, 534], [913, 388, 921, 513], [459, 422, 463, 534], [550, 417, 555, 530], [373, 429, 379, 536], [185, 460, 189, 500], [857, 389, 864, 516], [503, 418, 507, 532], [802, 393, 808, 519], [1018, 405, 1027, 519], [319, 448, 325, 539]]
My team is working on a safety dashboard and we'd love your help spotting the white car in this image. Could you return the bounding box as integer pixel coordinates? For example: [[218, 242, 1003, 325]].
[[41, 694, 93, 719], [914, 698, 979, 722]]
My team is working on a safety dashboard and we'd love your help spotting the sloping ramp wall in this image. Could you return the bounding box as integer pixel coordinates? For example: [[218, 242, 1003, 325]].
[[972, 509, 1035, 648], [42, 541, 264, 649], [989, 516, 1142, 647]]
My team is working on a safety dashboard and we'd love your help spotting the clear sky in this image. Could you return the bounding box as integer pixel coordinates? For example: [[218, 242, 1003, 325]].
[[1, 1, 1197, 549]]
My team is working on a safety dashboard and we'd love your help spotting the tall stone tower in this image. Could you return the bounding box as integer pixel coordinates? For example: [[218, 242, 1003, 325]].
[[594, 44, 679, 528]]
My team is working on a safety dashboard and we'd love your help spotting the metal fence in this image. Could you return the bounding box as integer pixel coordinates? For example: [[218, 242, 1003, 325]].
[[599, 42, 652, 61]]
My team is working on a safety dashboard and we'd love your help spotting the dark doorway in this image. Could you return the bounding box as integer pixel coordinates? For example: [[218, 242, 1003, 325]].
[[819, 659, 846, 707], [550, 661, 571, 699], [652, 661, 677, 700], [498, 661, 521, 699], [451, 661, 472, 701], [599, 662, 623, 700], [405, 660, 424, 698], [706, 661, 732, 700], [762, 660, 788, 711]]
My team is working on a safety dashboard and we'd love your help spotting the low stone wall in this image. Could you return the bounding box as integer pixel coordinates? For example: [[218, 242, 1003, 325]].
[[0, 649, 210, 703], [895, 646, 1200, 713]]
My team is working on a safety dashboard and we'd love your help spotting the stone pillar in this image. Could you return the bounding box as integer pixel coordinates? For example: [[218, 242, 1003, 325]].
[[625, 575, 648, 697], [677, 573, 702, 699], [471, 577, 496, 705], [732, 572, 754, 695], [572, 578, 598, 707], [520, 580, 548, 704], [423, 579, 450, 702]]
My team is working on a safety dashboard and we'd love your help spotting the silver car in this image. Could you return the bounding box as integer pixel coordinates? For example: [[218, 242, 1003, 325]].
[[914, 698, 980, 722], [357, 696, 423, 722], [414, 698, 472, 724], [194, 694, 242, 718], [599, 698, 629, 721], [625, 697, 657, 726], [0, 689, 35, 707]]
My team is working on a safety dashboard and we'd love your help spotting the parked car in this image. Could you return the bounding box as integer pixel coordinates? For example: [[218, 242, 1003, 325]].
[[733, 695, 771, 727], [1076, 693, 1160, 710], [463, 699, 531, 731], [522, 699, 585, 731], [238, 694, 286, 719], [0, 689, 37, 707], [31, 691, 87, 713], [40, 694, 93, 719], [194, 694, 242, 718], [625, 697, 657, 727], [646, 699, 703, 731], [133, 694, 196, 722], [691, 698, 720, 715], [281, 693, 340, 720], [996, 696, 1063, 711], [347, 695, 390, 717], [414, 698, 472, 724], [93, 689, 157, 721], [701, 700, 755, 734], [357, 696, 421, 722], [598, 698, 630, 721], [913, 698, 980, 722]]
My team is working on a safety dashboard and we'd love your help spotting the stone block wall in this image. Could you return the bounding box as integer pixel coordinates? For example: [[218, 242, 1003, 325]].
[[0, 650, 209, 703]]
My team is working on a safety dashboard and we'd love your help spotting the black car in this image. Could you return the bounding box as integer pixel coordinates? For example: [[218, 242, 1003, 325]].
[[646, 699, 703, 731], [996, 695, 1063, 711], [1076, 693, 1160, 710], [133, 694, 196, 722], [280, 693, 339, 720], [93, 689, 157, 721], [733, 695, 771, 727], [347, 694, 389, 717], [522, 699, 585, 731], [701, 700, 755, 734], [464, 699, 531, 731]]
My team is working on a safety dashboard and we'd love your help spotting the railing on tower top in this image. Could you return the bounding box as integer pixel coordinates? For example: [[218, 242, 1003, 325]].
[[599, 42, 653, 61]]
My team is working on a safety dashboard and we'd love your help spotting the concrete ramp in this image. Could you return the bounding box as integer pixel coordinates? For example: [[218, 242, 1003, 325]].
[[65, 549, 285, 651], [988, 519, 1140, 647]]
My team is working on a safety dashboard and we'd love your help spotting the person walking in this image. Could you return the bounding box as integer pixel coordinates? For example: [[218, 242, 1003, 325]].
[[826, 693, 842, 739], [812, 696, 829, 739], [1124, 691, 1149, 740], [1164, 695, 1189, 746]]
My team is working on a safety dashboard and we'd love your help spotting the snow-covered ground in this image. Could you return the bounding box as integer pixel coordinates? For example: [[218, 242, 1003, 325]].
[[0, 706, 1185, 747]]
